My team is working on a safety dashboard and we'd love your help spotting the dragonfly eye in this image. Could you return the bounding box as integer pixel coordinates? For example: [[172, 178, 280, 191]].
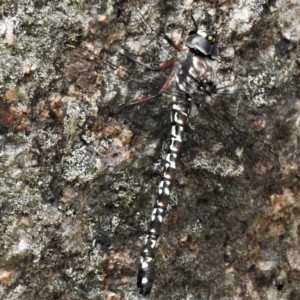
[[185, 32, 219, 59]]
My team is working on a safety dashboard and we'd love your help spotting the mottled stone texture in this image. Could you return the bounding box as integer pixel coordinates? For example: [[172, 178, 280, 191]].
[[0, 0, 299, 299]]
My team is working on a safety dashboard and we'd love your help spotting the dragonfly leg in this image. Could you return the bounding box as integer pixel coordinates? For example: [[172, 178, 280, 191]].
[[122, 53, 177, 71], [163, 15, 183, 52], [124, 69, 176, 106]]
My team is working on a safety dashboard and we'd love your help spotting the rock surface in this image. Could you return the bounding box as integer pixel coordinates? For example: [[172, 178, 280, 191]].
[[0, 0, 299, 299]]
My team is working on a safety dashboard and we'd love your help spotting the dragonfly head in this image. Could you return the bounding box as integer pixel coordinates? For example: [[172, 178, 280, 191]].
[[185, 30, 219, 60]]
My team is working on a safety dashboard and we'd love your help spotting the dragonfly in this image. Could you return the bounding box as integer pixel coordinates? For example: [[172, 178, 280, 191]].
[[56, 0, 298, 298]]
